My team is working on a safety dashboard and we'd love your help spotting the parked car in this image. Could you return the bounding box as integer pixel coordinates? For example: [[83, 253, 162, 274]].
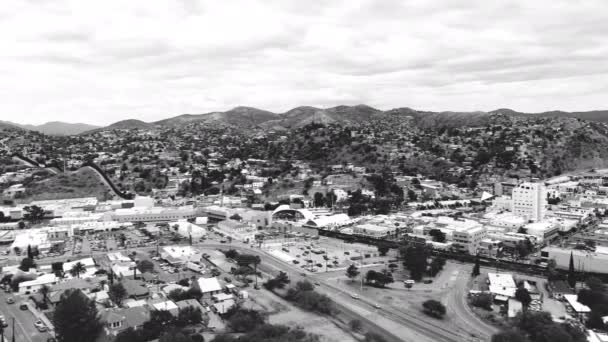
[[6, 297, 14, 304], [19, 303, 28, 310], [34, 320, 47, 332]]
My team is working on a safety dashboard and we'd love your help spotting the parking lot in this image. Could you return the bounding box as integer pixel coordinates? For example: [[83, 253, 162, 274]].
[[264, 236, 390, 272]]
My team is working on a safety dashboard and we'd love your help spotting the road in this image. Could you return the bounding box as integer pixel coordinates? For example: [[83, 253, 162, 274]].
[[444, 263, 498, 341], [0, 291, 53, 342], [14, 239, 495, 342]]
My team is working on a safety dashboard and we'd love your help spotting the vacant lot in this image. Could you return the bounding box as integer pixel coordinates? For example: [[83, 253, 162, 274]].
[[252, 288, 356, 342], [18, 168, 111, 202]]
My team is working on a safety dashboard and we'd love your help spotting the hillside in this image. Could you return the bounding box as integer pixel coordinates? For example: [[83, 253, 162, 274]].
[[0, 121, 24, 131], [491, 109, 608, 122], [83, 105, 608, 134], [84, 119, 152, 134], [19, 121, 100, 135], [17, 168, 113, 202]]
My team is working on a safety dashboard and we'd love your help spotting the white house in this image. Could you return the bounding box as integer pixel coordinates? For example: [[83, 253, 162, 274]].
[[18, 274, 58, 295]]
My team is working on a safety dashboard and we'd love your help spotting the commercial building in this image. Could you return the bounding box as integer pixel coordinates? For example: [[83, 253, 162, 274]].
[[522, 221, 559, 242], [112, 206, 197, 223], [352, 224, 396, 238], [452, 226, 487, 255], [169, 220, 207, 239], [512, 182, 546, 222], [541, 246, 608, 274], [487, 273, 517, 301], [161, 246, 202, 265], [215, 219, 257, 242]]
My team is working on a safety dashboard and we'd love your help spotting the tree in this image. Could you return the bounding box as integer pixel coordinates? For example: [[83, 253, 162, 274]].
[[285, 281, 333, 314], [264, 272, 290, 290], [39, 284, 50, 308], [536, 325, 575, 342], [377, 244, 390, 256], [514, 311, 553, 341], [429, 257, 446, 277], [515, 287, 532, 309], [226, 307, 266, 333], [429, 229, 446, 243], [586, 276, 604, 292], [349, 319, 362, 332], [346, 264, 360, 282], [115, 327, 145, 342], [472, 255, 481, 277], [422, 300, 446, 319], [365, 270, 394, 288], [567, 252, 576, 288], [137, 260, 155, 273], [19, 257, 36, 271], [471, 293, 493, 310], [23, 205, 45, 223], [159, 328, 195, 342], [401, 244, 429, 281], [176, 306, 204, 327], [225, 249, 239, 260], [109, 282, 127, 307], [491, 329, 529, 342], [364, 332, 388, 342], [53, 289, 102, 342], [69, 262, 86, 278]]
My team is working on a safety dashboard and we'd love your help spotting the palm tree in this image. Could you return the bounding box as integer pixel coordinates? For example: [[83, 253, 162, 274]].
[[253, 255, 261, 287], [69, 262, 86, 278]]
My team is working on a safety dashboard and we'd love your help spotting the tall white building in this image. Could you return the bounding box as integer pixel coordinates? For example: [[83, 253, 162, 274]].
[[512, 182, 546, 222]]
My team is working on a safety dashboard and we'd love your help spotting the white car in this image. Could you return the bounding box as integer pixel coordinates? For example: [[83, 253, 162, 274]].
[[350, 293, 360, 299], [34, 320, 47, 332]]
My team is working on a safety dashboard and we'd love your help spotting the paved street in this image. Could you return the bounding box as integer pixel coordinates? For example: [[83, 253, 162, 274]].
[[444, 263, 498, 341], [0, 291, 53, 342]]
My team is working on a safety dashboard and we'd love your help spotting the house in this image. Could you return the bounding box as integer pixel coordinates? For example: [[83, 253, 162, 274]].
[[100, 306, 150, 336], [197, 277, 222, 297], [564, 294, 591, 321], [175, 298, 205, 314], [121, 279, 149, 299], [213, 299, 236, 315], [548, 280, 574, 300], [151, 300, 179, 316], [18, 274, 58, 295], [63, 257, 97, 278]]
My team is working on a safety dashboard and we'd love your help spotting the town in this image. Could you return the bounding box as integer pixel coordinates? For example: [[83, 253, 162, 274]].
[[1, 109, 608, 342]]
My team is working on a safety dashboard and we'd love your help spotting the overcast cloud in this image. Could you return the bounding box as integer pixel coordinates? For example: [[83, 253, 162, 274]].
[[1, 0, 607, 125]]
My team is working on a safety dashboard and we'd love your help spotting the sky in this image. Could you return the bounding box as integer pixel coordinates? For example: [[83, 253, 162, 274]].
[[1, 0, 608, 126]]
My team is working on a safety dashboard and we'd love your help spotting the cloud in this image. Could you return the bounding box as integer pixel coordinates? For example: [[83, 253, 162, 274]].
[[0, 0, 607, 125]]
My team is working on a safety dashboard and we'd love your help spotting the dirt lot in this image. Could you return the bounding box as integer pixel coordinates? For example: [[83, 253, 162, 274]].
[[252, 288, 356, 342]]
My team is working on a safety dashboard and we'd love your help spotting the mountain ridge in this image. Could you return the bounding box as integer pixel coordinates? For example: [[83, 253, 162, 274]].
[[0, 120, 99, 135], [8, 106, 608, 135]]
